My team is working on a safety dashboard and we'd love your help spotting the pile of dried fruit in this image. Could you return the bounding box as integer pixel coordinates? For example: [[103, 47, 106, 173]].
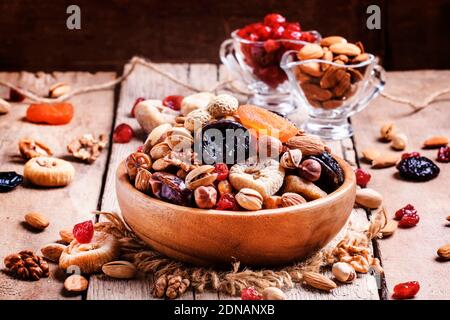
[[124, 94, 345, 211], [294, 36, 369, 110]]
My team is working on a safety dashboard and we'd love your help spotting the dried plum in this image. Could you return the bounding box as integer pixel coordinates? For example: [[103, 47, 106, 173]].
[[396, 156, 440, 181], [0, 172, 23, 192], [152, 172, 193, 206], [198, 120, 251, 164], [304, 152, 344, 193]]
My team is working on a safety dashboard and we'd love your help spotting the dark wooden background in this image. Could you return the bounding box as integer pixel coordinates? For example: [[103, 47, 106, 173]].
[[1, 0, 449, 72]]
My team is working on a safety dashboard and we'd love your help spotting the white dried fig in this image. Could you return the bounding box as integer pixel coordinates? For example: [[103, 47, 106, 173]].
[[24, 157, 75, 187], [59, 231, 120, 274], [229, 158, 285, 199]]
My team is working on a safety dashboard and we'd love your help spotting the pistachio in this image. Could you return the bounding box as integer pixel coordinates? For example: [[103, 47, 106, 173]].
[[102, 261, 137, 279], [380, 123, 397, 141], [280, 149, 302, 169], [185, 165, 217, 190], [262, 287, 286, 300], [235, 188, 263, 211], [355, 188, 383, 209], [126, 152, 152, 181], [0, 98, 11, 114], [150, 142, 171, 160], [391, 133, 408, 151], [332, 262, 356, 283], [48, 82, 71, 98], [143, 123, 172, 154]]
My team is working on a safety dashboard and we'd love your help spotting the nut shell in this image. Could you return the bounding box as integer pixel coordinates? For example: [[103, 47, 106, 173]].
[[235, 188, 263, 211], [207, 94, 238, 118], [332, 262, 356, 283], [184, 109, 212, 132], [126, 152, 152, 181]]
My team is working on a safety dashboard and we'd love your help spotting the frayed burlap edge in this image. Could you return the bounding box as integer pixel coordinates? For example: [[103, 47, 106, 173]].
[[93, 208, 386, 298]]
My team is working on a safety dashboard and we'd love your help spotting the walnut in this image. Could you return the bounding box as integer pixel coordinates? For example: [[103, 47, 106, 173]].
[[3, 250, 49, 281], [152, 150, 199, 172], [152, 274, 190, 299], [19, 138, 53, 160], [126, 152, 152, 181], [67, 134, 108, 164]]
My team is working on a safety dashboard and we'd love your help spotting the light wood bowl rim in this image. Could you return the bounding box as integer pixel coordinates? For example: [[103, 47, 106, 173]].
[[117, 155, 355, 216]]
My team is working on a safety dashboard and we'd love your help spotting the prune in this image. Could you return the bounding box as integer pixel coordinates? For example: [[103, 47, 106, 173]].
[[198, 120, 251, 165], [152, 172, 193, 206], [0, 172, 23, 192], [305, 152, 344, 193], [396, 156, 440, 181]]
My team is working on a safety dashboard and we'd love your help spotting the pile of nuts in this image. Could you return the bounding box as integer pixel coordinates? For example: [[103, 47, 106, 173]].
[[125, 93, 345, 211], [294, 36, 369, 110]]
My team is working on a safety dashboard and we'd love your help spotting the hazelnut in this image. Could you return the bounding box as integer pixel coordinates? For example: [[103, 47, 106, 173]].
[[380, 123, 396, 141], [126, 152, 152, 181], [194, 186, 217, 209], [298, 159, 322, 181]]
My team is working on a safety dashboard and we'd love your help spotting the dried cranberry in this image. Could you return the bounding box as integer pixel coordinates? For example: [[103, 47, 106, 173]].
[[73, 220, 94, 244], [263, 39, 280, 53], [255, 24, 272, 40], [354, 168, 371, 188], [214, 164, 229, 181], [131, 97, 145, 117], [136, 145, 144, 152], [271, 25, 285, 39], [241, 286, 263, 300], [216, 193, 240, 211], [394, 204, 417, 220], [398, 212, 420, 228], [263, 13, 286, 27], [162, 95, 184, 111], [300, 31, 317, 43], [396, 156, 440, 181], [9, 88, 25, 102], [392, 281, 420, 299], [113, 123, 134, 143], [437, 146, 450, 163], [285, 22, 301, 31], [401, 152, 421, 160]]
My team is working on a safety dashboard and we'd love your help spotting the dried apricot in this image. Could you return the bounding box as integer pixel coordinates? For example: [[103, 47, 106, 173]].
[[26, 103, 74, 125], [237, 105, 298, 142]]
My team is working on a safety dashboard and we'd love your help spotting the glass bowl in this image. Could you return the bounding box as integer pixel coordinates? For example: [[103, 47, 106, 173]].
[[281, 50, 385, 140], [220, 30, 321, 114]]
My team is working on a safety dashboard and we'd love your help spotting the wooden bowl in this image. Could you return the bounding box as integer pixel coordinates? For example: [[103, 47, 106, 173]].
[[116, 157, 356, 266]]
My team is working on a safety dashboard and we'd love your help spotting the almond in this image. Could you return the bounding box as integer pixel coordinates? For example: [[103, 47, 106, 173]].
[[437, 244, 450, 260], [299, 62, 323, 77], [102, 261, 137, 279], [380, 220, 397, 237], [320, 36, 347, 47], [0, 98, 11, 114], [41, 243, 66, 262], [355, 188, 383, 209], [329, 42, 361, 56], [302, 272, 337, 291], [391, 133, 408, 151], [59, 228, 75, 244], [422, 136, 449, 149], [297, 43, 324, 60], [24, 212, 49, 230], [280, 192, 306, 207], [64, 274, 89, 293], [286, 135, 328, 156], [371, 153, 399, 168], [49, 82, 71, 98], [301, 82, 333, 101], [362, 148, 381, 162]]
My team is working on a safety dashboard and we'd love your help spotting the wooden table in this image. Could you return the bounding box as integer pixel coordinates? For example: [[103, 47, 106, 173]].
[[0, 66, 448, 300]]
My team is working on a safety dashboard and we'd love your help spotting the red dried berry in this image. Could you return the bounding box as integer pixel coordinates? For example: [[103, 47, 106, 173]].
[[216, 193, 239, 211], [271, 25, 285, 39], [354, 168, 371, 188], [131, 97, 145, 117], [162, 95, 184, 111], [394, 204, 417, 220], [437, 146, 450, 163], [255, 25, 272, 40], [9, 88, 25, 102], [73, 220, 94, 244], [113, 123, 134, 143], [137, 145, 144, 152], [241, 286, 263, 300], [393, 281, 420, 299], [398, 212, 420, 228], [214, 164, 229, 181], [263, 39, 280, 53], [263, 13, 286, 27], [401, 152, 421, 160]]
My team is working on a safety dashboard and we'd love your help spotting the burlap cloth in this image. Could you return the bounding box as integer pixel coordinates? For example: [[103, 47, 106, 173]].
[[94, 208, 386, 298]]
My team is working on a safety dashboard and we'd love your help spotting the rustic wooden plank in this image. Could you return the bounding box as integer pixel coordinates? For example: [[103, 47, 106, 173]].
[[0, 71, 115, 299], [87, 63, 196, 300], [351, 70, 450, 300]]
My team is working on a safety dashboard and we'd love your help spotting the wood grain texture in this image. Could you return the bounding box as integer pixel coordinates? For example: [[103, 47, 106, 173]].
[[0, 71, 115, 299], [351, 70, 450, 299]]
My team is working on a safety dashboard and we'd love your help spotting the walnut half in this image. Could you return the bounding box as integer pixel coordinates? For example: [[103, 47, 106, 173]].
[[67, 134, 108, 164]]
